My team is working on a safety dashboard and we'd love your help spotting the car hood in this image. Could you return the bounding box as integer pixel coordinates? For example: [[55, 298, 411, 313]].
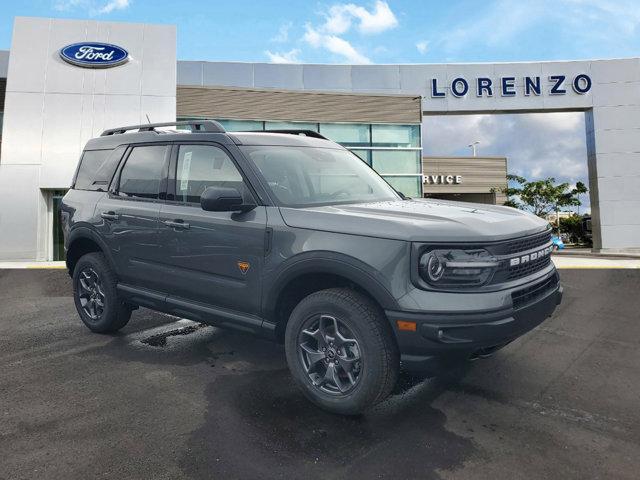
[[279, 198, 550, 243]]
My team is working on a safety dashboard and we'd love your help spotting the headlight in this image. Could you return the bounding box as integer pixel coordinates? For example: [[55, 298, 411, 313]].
[[418, 248, 498, 288]]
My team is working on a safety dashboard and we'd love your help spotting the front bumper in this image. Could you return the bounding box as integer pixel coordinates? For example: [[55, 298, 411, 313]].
[[385, 272, 563, 373]]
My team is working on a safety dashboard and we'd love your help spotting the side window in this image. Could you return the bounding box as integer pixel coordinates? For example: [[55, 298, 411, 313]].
[[118, 145, 166, 200], [175, 145, 246, 204], [74, 147, 125, 191]]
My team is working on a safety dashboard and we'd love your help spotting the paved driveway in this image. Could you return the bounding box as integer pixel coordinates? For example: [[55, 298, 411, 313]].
[[0, 268, 638, 479]]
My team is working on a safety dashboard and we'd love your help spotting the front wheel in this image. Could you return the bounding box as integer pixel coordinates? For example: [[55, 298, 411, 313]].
[[73, 252, 131, 333], [285, 288, 399, 415]]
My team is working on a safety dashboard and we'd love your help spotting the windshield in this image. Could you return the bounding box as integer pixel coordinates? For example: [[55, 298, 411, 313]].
[[240, 145, 400, 207]]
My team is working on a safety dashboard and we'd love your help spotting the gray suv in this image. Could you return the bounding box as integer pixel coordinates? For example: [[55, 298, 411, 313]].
[[61, 120, 562, 415]]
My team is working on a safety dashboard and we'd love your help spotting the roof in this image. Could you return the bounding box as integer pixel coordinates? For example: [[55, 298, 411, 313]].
[[83, 129, 340, 150]]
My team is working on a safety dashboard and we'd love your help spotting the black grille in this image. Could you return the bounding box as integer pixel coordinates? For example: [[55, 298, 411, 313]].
[[504, 230, 551, 255], [508, 254, 552, 280], [489, 229, 553, 284], [512, 273, 559, 309]]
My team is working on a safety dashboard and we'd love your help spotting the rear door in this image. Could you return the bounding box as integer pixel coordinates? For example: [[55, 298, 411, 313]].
[[158, 143, 267, 316], [96, 144, 169, 291]]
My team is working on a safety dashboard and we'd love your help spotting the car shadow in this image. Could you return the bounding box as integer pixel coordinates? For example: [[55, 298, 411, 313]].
[[82, 309, 479, 479]]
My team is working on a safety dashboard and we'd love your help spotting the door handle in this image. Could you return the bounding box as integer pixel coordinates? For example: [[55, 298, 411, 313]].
[[164, 219, 190, 230], [100, 211, 119, 221]]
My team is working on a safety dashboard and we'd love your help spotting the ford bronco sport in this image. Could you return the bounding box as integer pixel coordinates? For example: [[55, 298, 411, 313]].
[[62, 120, 562, 415]]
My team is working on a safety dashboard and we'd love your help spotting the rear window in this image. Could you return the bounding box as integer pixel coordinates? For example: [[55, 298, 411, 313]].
[[117, 145, 167, 200], [74, 147, 125, 191]]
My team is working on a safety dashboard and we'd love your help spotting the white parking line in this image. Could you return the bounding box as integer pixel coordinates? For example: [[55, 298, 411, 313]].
[[0, 261, 66, 269], [553, 257, 640, 269]]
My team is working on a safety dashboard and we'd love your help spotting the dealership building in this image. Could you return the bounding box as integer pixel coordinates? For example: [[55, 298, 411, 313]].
[[0, 16, 639, 260]]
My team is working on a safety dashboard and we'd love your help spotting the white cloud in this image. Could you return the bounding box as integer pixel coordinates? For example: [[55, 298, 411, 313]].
[[271, 22, 292, 43], [293, 1, 397, 64], [303, 24, 371, 64], [264, 48, 301, 63], [98, 0, 129, 14], [323, 1, 398, 35], [416, 40, 429, 54], [54, 0, 130, 15]]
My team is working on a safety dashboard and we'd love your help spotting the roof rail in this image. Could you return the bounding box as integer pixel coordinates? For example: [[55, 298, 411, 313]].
[[100, 120, 226, 136], [250, 129, 329, 140]]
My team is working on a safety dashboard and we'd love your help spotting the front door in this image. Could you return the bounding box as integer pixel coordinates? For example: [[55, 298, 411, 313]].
[[158, 143, 266, 316], [95, 144, 169, 291]]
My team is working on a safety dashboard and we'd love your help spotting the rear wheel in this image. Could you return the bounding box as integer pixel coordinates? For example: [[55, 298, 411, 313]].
[[73, 252, 131, 333], [285, 288, 399, 415]]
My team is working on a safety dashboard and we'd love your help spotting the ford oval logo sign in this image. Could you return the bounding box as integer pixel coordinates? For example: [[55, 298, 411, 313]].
[[59, 42, 129, 68]]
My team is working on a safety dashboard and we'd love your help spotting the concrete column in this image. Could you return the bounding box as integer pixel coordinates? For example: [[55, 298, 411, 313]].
[[587, 59, 640, 253]]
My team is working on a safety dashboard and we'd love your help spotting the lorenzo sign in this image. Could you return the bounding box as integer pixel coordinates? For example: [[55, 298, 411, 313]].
[[59, 42, 129, 68], [430, 74, 592, 98]]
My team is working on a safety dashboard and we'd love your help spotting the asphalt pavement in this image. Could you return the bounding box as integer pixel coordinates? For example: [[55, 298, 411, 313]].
[[0, 268, 639, 480]]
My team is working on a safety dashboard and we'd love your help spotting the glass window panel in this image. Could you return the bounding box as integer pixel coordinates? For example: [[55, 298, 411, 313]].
[[371, 150, 421, 174], [349, 149, 371, 165], [265, 121, 318, 131], [319, 123, 370, 147], [216, 119, 264, 131], [175, 145, 246, 204], [383, 176, 422, 198], [118, 146, 166, 200], [75, 148, 125, 191], [241, 145, 398, 207], [371, 124, 420, 147]]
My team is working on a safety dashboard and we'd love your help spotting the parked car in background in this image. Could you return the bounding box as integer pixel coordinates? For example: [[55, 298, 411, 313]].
[[582, 215, 593, 242], [551, 235, 565, 250]]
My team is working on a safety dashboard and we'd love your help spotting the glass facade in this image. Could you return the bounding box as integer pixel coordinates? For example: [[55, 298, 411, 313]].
[[318, 123, 370, 147], [216, 119, 263, 131], [265, 121, 318, 131], [178, 117, 423, 197], [371, 124, 420, 148], [371, 150, 421, 174], [383, 176, 422, 198]]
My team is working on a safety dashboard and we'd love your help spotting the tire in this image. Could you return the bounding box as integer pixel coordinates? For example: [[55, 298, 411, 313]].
[[285, 288, 399, 415], [73, 252, 131, 333]]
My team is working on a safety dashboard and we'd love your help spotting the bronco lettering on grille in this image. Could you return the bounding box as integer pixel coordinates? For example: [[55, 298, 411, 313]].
[[509, 246, 552, 267]]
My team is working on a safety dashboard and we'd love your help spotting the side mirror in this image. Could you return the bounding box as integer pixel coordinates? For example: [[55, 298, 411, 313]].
[[200, 186, 255, 213]]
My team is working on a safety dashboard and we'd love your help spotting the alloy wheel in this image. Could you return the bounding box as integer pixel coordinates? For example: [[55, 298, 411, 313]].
[[78, 267, 105, 322], [298, 314, 362, 396]]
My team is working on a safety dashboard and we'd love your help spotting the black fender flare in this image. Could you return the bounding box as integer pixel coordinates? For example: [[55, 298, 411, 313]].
[[66, 226, 117, 274], [262, 251, 400, 319]]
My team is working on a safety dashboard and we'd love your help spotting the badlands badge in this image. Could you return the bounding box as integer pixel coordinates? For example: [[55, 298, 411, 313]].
[[237, 261, 251, 275]]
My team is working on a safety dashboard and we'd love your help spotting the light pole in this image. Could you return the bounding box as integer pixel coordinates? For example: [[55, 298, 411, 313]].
[[468, 141, 479, 157]]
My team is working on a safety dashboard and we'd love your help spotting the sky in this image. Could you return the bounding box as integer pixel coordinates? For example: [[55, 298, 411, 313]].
[[1, 0, 639, 212]]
